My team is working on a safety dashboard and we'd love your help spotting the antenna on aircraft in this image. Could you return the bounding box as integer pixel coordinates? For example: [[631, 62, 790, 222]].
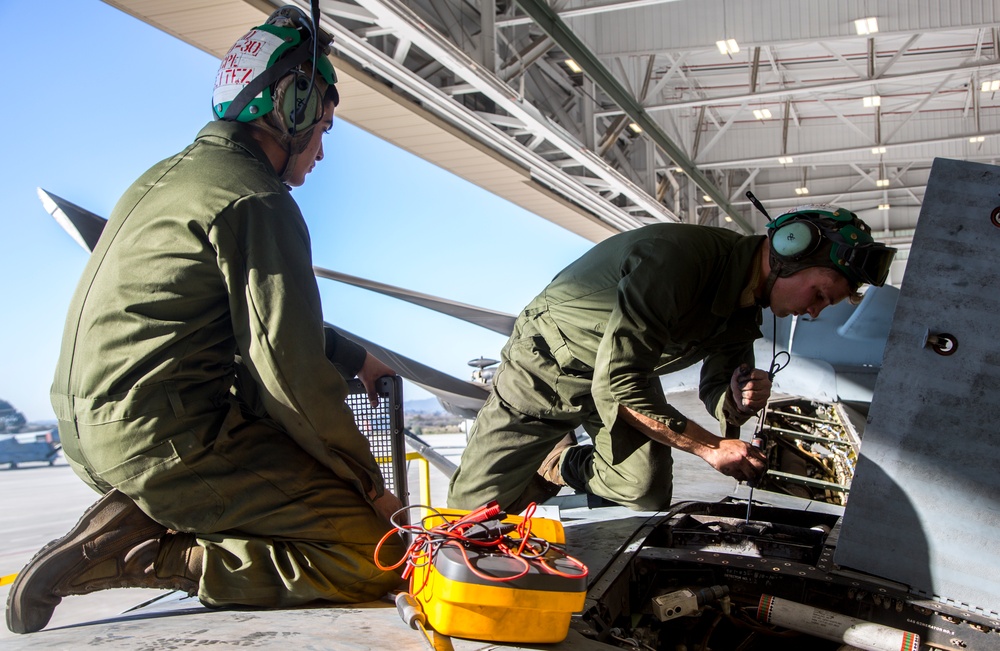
[[468, 357, 499, 385]]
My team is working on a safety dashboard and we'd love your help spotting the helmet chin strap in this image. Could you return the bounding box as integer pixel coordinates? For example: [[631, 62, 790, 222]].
[[278, 133, 314, 183], [759, 254, 782, 308], [256, 112, 316, 182]]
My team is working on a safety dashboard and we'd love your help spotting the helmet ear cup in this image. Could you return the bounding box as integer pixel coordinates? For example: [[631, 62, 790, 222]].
[[770, 219, 821, 260], [273, 72, 322, 133]]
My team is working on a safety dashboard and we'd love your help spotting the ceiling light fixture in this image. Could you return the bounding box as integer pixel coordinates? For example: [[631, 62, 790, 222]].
[[863, 95, 881, 108], [876, 179, 889, 187], [878, 204, 890, 210], [703, 194, 714, 202], [970, 136, 986, 143], [716, 39, 740, 55], [752, 108, 772, 120], [778, 156, 793, 164], [628, 122, 643, 134], [855, 17, 879, 35], [794, 187, 809, 195], [564, 59, 583, 74], [981, 80, 1000, 92], [872, 146, 887, 154]]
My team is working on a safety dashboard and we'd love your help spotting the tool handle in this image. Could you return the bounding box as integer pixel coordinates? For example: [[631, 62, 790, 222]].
[[395, 592, 427, 629], [747, 433, 767, 489]]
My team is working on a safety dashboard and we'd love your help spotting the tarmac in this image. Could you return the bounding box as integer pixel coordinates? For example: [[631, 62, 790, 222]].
[[0, 432, 473, 641], [0, 458, 166, 641]]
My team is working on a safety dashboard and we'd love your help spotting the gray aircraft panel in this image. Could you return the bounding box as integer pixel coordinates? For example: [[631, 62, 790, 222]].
[[835, 157, 1000, 617]]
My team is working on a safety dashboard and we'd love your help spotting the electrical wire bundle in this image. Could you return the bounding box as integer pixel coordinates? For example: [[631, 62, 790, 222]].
[[374, 500, 588, 595]]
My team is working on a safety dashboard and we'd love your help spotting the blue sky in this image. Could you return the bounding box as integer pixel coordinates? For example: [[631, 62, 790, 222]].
[[0, 0, 591, 421]]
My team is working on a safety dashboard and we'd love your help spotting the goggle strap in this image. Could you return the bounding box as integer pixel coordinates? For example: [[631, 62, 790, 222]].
[[222, 43, 313, 121]]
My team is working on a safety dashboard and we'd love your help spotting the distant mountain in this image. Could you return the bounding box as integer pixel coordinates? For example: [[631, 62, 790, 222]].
[[404, 397, 447, 414]]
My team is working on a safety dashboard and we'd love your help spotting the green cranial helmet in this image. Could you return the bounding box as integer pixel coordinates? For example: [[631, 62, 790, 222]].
[[212, 5, 338, 127], [765, 204, 897, 290]]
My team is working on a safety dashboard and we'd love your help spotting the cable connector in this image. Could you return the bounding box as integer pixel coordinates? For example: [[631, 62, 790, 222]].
[[652, 585, 730, 621], [461, 520, 517, 541], [451, 500, 503, 527]]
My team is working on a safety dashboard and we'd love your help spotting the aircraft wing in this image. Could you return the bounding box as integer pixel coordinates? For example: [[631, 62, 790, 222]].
[[314, 266, 515, 336], [37, 188, 106, 253], [37, 188, 490, 417]]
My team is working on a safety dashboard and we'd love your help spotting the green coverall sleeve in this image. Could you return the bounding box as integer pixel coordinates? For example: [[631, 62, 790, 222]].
[[591, 239, 705, 436], [211, 193, 385, 499], [324, 326, 367, 379]]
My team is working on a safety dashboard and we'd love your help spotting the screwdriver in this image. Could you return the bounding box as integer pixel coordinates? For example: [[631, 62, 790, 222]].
[[735, 364, 770, 524], [738, 350, 787, 523], [395, 592, 437, 651], [745, 432, 766, 523]]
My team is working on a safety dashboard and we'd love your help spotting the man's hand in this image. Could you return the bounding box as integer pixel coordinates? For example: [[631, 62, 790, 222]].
[[357, 352, 397, 407], [730, 364, 772, 415], [370, 489, 405, 523], [619, 405, 767, 483], [703, 438, 767, 483]]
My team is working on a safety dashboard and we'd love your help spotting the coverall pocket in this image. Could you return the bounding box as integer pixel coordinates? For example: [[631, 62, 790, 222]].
[[495, 334, 585, 419], [98, 435, 227, 532]]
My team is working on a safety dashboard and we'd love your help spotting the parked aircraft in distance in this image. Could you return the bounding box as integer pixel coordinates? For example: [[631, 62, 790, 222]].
[[0, 399, 60, 469]]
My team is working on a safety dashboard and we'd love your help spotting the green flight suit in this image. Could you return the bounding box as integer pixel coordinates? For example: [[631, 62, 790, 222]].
[[448, 224, 765, 512], [50, 121, 403, 607]]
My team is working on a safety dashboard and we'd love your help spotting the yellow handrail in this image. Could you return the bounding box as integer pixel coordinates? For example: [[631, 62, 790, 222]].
[[405, 452, 432, 521]]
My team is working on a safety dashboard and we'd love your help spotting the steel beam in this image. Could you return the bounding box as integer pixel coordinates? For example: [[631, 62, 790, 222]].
[[513, 0, 751, 231]]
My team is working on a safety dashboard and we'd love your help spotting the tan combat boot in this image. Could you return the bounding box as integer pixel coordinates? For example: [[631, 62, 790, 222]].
[[507, 433, 575, 514], [5, 489, 202, 634]]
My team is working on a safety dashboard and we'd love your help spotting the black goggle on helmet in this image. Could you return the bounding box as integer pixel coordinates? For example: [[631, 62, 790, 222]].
[[766, 205, 897, 288]]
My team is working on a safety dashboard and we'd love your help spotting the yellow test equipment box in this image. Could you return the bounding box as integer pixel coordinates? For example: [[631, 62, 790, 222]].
[[410, 511, 587, 644]]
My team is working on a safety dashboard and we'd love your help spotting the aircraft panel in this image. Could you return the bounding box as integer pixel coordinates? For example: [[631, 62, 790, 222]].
[[835, 157, 1000, 618]]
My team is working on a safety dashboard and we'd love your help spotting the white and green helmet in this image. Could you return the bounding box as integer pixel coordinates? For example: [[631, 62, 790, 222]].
[[212, 5, 337, 127]]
